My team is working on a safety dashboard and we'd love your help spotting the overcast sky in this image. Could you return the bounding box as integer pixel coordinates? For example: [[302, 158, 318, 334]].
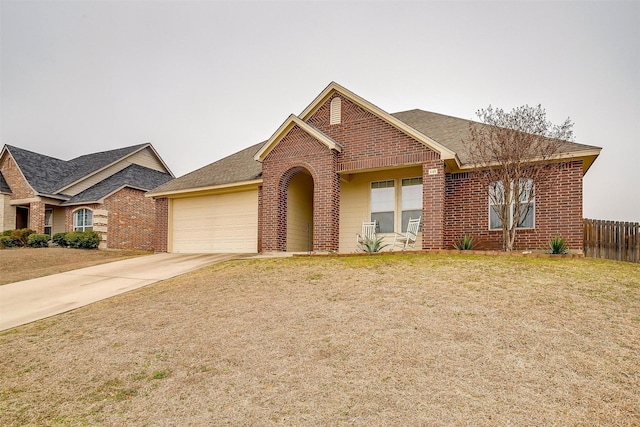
[[1, 0, 638, 222]]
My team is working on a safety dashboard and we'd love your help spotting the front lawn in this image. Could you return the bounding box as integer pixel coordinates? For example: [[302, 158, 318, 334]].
[[1, 254, 638, 426]]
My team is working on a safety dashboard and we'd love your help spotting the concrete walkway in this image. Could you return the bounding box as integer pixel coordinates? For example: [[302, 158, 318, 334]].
[[0, 252, 247, 331]]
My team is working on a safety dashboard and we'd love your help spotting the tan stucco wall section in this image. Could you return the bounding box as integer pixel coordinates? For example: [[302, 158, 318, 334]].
[[286, 172, 314, 252], [339, 166, 423, 253]]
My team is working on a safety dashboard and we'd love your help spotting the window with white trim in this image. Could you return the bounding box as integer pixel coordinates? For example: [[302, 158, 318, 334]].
[[73, 208, 93, 231], [401, 177, 423, 232], [371, 177, 423, 233], [371, 180, 395, 233], [489, 179, 534, 230]]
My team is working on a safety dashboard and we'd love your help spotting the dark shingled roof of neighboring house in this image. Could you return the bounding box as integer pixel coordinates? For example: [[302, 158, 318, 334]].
[[0, 171, 10, 193], [4, 145, 75, 195], [65, 164, 174, 205], [4, 144, 151, 196]]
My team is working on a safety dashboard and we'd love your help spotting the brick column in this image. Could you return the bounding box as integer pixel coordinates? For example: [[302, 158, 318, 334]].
[[154, 198, 169, 252], [29, 201, 46, 233], [422, 160, 445, 249]]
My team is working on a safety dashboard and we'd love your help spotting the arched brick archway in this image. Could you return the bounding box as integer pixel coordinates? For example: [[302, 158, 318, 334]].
[[259, 131, 340, 253]]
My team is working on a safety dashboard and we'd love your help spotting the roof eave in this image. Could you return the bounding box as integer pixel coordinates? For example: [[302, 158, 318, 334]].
[[146, 179, 263, 198]]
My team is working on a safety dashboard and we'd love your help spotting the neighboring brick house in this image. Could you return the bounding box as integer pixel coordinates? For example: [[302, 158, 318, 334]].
[[0, 143, 173, 251], [147, 82, 601, 254]]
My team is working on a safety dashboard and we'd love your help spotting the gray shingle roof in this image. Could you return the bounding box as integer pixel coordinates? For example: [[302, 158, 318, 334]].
[[4, 144, 152, 196], [148, 142, 264, 195], [391, 109, 599, 165], [148, 109, 600, 195], [0, 171, 10, 193], [65, 164, 173, 204], [4, 145, 75, 195]]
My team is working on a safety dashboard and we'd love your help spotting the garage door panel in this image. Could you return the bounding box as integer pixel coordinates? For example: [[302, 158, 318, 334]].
[[171, 191, 258, 253]]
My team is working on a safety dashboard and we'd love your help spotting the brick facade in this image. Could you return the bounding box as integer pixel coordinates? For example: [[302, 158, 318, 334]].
[[103, 187, 157, 251], [444, 160, 584, 251], [261, 125, 340, 252], [154, 197, 169, 253]]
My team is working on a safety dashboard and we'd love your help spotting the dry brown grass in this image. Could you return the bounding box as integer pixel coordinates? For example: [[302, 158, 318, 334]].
[[0, 248, 150, 285], [1, 254, 639, 426]]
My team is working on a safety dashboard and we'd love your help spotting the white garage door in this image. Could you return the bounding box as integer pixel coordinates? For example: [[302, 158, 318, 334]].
[[171, 190, 258, 253]]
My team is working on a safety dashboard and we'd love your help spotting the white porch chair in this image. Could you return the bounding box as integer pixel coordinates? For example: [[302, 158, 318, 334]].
[[393, 216, 421, 250], [356, 221, 377, 252]]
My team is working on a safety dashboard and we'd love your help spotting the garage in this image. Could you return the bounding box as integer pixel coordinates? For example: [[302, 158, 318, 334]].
[[170, 189, 258, 253]]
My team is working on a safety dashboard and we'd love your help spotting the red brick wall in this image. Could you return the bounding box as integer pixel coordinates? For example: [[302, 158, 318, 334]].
[[444, 160, 584, 251], [154, 197, 169, 252], [0, 156, 35, 200], [309, 95, 440, 172], [260, 94, 445, 252], [261, 125, 340, 252], [103, 187, 157, 251], [422, 160, 446, 249]]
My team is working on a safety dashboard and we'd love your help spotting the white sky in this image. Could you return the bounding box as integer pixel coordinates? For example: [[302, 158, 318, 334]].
[[1, 0, 638, 222]]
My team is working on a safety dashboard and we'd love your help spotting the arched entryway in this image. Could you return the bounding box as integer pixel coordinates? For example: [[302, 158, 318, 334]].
[[286, 169, 314, 252]]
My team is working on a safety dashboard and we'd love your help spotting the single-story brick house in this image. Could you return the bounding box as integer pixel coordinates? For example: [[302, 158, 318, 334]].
[[0, 143, 173, 250], [147, 82, 601, 254]]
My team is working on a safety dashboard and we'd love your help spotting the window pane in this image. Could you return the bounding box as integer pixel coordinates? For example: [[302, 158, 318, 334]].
[[518, 179, 534, 202], [516, 202, 534, 228], [401, 179, 422, 210], [489, 181, 505, 204], [489, 205, 503, 230], [401, 210, 421, 232], [371, 186, 394, 212], [372, 212, 394, 233]]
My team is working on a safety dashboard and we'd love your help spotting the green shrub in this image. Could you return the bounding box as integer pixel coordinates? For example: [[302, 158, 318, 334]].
[[452, 235, 477, 250], [10, 228, 35, 247], [27, 233, 51, 248], [52, 232, 68, 247], [549, 236, 568, 254], [361, 235, 389, 253], [65, 230, 100, 249], [0, 235, 19, 248], [1, 229, 13, 236]]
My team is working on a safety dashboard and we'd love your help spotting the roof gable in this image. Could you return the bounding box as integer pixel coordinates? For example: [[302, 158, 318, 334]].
[[63, 164, 173, 205], [1, 143, 174, 199], [298, 82, 458, 162], [254, 115, 342, 162]]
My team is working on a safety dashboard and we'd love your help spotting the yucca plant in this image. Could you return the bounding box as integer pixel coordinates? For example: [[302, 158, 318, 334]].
[[361, 235, 389, 253], [549, 236, 568, 254], [452, 235, 477, 251]]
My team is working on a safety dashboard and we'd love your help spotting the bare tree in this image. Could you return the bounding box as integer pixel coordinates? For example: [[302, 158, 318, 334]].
[[465, 105, 574, 251]]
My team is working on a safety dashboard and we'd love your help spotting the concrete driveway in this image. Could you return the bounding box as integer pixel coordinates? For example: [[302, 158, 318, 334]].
[[0, 252, 247, 331]]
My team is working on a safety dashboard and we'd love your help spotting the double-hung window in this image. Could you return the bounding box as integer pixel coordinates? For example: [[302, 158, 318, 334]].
[[74, 208, 93, 231], [371, 180, 395, 233], [401, 178, 422, 232], [371, 177, 423, 233], [489, 179, 534, 230]]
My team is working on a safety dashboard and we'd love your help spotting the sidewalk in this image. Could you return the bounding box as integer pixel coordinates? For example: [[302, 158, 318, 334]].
[[0, 252, 246, 331]]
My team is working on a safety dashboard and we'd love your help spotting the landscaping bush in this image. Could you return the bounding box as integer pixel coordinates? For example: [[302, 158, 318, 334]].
[[52, 232, 68, 247], [65, 230, 100, 249], [27, 233, 51, 248], [452, 235, 477, 250], [10, 228, 35, 247], [549, 235, 568, 254], [0, 235, 19, 248]]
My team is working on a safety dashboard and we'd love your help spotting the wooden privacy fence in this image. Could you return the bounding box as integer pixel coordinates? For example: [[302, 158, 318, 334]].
[[584, 219, 640, 263]]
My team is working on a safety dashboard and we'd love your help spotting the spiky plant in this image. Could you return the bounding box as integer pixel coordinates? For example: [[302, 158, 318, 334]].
[[361, 235, 389, 253], [549, 236, 568, 254], [452, 235, 477, 251]]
